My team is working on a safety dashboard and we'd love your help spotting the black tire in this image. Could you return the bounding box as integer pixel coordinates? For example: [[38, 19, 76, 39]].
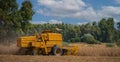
[[25, 49, 33, 55], [25, 48, 37, 55], [52, 46, 63, 56], [33, 49, 38, 55], [17, 48, 27, 55]]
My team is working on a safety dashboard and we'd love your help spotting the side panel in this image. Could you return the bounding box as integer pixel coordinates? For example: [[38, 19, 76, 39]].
[[47, 33, 62, 41], [32, 42, 44, 48], [46, 33, 62, 47], [17, 36, 36, 47], [46, 41, 62, 47]]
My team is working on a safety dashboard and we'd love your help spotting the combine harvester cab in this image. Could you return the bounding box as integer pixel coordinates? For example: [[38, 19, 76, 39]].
[[17, 30, 78, 56]]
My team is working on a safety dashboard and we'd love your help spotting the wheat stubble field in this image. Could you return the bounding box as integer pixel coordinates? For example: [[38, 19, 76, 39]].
[[0, 55, 120, 62], [0, 43, 120, 62]]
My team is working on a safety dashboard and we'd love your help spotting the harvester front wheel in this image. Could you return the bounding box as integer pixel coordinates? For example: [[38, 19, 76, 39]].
[[52, 46, 63, 56], [17, 48, 28, 55], [33, 49, 38, 55]]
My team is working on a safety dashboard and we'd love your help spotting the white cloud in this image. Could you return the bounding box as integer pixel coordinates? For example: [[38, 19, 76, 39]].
[[37, 0, 120, 22], [31, 21, 47, 24], [38, 0, 86, 11], [98, 6, 120, 22], [116, 0, 120, 4], [31, 19, 62, 24], [74, 7, 97, 21], [37, 0, 88, 17], [49, 19, 62, 24], [99, 6, 120, 16], [77, 22, 88, 25]]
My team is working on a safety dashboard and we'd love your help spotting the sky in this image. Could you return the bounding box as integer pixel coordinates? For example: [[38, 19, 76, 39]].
[[17, 0, 120, 25]]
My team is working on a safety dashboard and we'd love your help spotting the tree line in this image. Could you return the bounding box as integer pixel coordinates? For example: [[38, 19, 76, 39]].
[[31, 18, 120, 43]]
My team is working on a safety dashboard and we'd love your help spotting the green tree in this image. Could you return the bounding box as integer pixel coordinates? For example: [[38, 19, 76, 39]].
[[117, 22, 120, 42], [98, 18, 107, 42], [117, 22, 120, 30], [0, 0, 18, 43], [0, 0, 34, 43], [0, 0, 18, 28], [91, 21, 101, 40], [20, 0, 34, 33], [98, 18, 115, 42], [106, 18, 115, 42]]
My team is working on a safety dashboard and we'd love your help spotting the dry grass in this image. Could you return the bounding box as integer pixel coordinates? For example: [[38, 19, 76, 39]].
[[71, 43, 120, 56], [0, 43, 120, 56], [0, 55, 120, 62], [0, 43, 120, 62]]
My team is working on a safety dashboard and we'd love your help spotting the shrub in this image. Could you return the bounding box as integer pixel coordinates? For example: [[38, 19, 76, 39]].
[[95, 40, 102, 44], [81, 34, 101, 44], [106, 43, 115, 47], [63, 42, 69, 46], [70, 37, 81, 42]]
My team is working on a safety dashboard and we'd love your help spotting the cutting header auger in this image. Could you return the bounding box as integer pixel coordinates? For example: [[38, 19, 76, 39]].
[[17, 30, 78, 56]]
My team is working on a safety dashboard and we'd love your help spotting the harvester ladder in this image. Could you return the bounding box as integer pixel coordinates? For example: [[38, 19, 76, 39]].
[[41, 37, 48, 54]]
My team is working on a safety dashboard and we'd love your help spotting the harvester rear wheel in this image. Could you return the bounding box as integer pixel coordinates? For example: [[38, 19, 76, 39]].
[[52, 46, 63, 56]]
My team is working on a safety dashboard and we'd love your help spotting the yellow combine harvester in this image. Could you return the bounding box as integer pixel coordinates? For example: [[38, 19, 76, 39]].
[[17, 30, 78, 56]]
